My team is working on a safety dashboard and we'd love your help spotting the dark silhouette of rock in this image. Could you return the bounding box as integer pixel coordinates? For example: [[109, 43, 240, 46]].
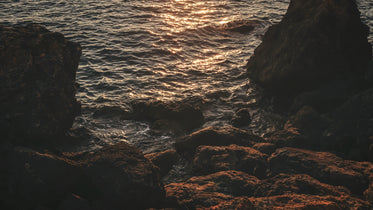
[[73, 142, 165, 209], [0, 24, 81, 142], [231, 108, 252, 127], [193, 145, 268, 179], [130, 100, 204, 133], [249, 194, 370, 209], [268, 147, 373, 195], [1, 146, 78, 210], [165, 170, 259, 209], [246, 0, 372, 98], [254, 173, 350, 197], [175, 126, 263, 157], [145, 149, 180, 177], [1, 142, 166, 209]]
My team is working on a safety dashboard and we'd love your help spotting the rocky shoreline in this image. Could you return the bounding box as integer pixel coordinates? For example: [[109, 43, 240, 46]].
[[1, 0, 373, 209]]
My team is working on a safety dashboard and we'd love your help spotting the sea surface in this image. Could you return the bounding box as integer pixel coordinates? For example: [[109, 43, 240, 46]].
[[1, 0, 372, 153]]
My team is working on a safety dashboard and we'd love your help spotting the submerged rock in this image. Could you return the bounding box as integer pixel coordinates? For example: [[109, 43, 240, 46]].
[[0, 24, 81, 142], [246, 0, 372, 97], [131, 100, 204, 133]]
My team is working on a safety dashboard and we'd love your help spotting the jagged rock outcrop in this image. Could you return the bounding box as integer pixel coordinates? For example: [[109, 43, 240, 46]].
[[246, 0, 371, 98], [0, 24, 81, 142], [145, 149, 180, 177]]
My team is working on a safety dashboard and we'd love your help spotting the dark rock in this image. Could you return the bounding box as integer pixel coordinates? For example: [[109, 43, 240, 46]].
[[193, 145, 268, 179], [2, 146, 78, 209], [249, 194, 370, 209], [246, 0, 371, 97], [73, 142, 165, 209], [58, 194, 91, 210], [0, 24, 81, 142], [266, 127, 309, 148], [130, 100, 204, 133], [254, 173, 350, 197], [175, 126, 263, 157], [145, 149, 180, 177], [231, 108, 252, 127], [364, 183, 373, 205], [325, 88, 373, 161], [268, 147, 373, 195], [165, 170, 259, 209], [252, 143, 277, 155]]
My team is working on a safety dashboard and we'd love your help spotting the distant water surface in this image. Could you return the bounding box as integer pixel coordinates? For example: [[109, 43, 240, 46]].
[[1, 0, 372, 152]]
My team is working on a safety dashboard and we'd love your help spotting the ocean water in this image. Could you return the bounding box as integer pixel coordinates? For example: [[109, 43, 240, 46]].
[[1, 0, 372, 153]]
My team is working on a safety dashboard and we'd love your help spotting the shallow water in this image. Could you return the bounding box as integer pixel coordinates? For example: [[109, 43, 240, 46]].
[[1, 0, 372, 152]]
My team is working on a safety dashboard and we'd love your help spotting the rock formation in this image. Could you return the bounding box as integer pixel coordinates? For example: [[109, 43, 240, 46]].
[[246, 0, 372, 98], [0, 24, 81, 142]]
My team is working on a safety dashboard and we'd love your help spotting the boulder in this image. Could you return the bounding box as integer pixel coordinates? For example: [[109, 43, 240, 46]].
[[268, 147, 373, 195], [175, 126, 263, 157], [145, 149, 180, 177], [73, 142, 165, 209], [193, 145, 268, 178], [0, 24, 81, 142], [254, 173, 350, 197], [246, 0, 371, 97], [165, 170, 259, 209], [130, 100, 204, 133]]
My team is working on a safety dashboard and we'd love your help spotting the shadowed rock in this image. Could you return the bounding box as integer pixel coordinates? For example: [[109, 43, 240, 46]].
[[246, 0, 371, 98], [193, 144, 268, 179], [0, 24, 81, 142]]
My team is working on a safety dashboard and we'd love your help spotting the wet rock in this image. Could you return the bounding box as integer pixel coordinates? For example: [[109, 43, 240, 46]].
[[252, 143, 277, 155], [175, 126, 263, 157], [266, 127, 309, 149], [0, 24, 81, 142], [58, 193, 91, 210], [165, 170, 259, 209], [145, 149, 179, 177], [131, 100, 204, 132], [193, 144, 268, 179], [268, 147, 373, 195], [246, 0, 371, 97], [254, 173, 350, 197], [74, 142, 165, 209], [231, 108, 252, 127], [249, 194, 370, 209]]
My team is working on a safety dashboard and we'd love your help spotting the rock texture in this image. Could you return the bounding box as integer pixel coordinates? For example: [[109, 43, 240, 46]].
[[246, 0, 372, 96], [268, 147, 373, 195], [193, 145, 268, 178], [145, 149, 179, 177], [0, 24, 81, 142]]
